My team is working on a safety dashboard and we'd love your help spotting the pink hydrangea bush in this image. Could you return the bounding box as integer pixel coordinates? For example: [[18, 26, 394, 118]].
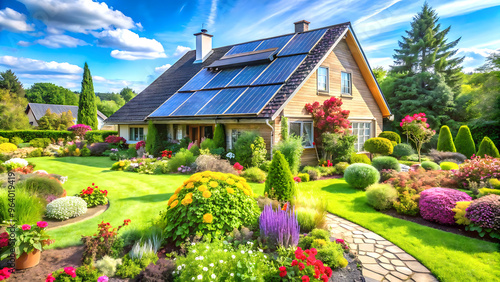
[[419, 188, 472, 225], [465, 194, 500, 232], [68, 124, 92, 138], [453, 156, 500, 188]]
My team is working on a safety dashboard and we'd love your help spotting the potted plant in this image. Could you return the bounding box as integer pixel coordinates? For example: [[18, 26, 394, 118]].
[[0, 221, 54, 269]]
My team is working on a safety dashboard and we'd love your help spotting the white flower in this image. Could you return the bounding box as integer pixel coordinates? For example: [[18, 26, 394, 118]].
[[209, 263, 214, 267], [224, 249, 227, 252], [197, 275, 203, 280], [60, 176, 68, 184], [203, 267, 208, 271], [248, 250, 253, 254], [231, 255, 236, 259], [206, 246, 209, 249], [241, 250, 245, 254], [192, 250, 197, 253], [182, 264, 186, 268], [230, 273, 234, 277], [259, 248, 263, 252], [211, 274, 216, 279], [192, 242, 196, 246], [219, 260, 224, 263], [199, 256, 204, 260], [177, 266, 182, 270], [264, 255, 267, 258], [192, 278, 195, 281]]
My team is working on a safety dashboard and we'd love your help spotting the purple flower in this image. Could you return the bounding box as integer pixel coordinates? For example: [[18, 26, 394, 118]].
[[259, 204, 299, 248]]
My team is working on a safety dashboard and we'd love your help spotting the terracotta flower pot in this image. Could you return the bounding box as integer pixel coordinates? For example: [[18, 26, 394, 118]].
[[61, 189, 67, 197], [15, 249, 41, 269]]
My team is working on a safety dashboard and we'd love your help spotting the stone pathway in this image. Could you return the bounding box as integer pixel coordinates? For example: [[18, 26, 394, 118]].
[[325, 214, 437, 282]]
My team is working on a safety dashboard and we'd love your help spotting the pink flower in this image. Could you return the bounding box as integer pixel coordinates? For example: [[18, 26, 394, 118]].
[[37, 221, 48, 228], [21, 224, 31, 231], [45, 273, 56, 282], [64, 267, 76, 278], [97, 276, 109, 282]]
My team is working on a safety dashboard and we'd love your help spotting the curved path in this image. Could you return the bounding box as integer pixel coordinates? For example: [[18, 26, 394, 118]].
[[326, 214, 438, 282]]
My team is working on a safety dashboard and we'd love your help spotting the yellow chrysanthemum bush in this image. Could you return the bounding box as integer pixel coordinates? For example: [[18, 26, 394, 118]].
[[163, 171, 260, 245]]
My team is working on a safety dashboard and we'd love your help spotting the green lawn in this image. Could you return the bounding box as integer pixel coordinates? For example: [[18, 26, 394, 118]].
[[29, 157, 500, 282]]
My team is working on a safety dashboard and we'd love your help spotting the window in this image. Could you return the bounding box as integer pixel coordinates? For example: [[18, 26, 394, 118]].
[[351, 122, 371, 151], [290, 121, 314, 148], [230, 130, 244, 149], [341, 72, 351, 95], [129, 127, 144, 141], [317, 67, 328, 92]]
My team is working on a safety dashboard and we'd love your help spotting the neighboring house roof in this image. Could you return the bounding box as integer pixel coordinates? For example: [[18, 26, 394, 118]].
[[107, 22, 391, 124], [26, 103, 107, 121]]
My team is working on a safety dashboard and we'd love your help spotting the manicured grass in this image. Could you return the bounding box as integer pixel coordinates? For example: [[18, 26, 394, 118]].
[[29, 157, 499, 281]]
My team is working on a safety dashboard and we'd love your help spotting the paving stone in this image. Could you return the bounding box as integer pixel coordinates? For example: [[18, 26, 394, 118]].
[[359, 251, 366, 255], [353, 234, 365, 239], [354, 238, 364, 244], [395, 253, 415, 261], [364, 233, 385, 240], [385, 274, 403, 282], [364, 263, 390, 276], [359, 244, 374, 252], [375, 249, 384, 254], [395, 266, 413, 276], [367, 252, 380, 258], [386, 246, 404, 254], [377, 240, 393, 246], [376, 244, 384, 248], [391, 260, 405, 266], [381, 263, 395, 271], [340, 223, 355, 230], [411, 273, 438, 282], [364, 239, 376, 244], [353, 230, 364, 235], [363, 269, 385, 282], [359, 255, 377, 264], [378, 256, 390, 264], [390, 271, 409, 280], [383, 253, 397, 259], [405, 261, 430, 273]]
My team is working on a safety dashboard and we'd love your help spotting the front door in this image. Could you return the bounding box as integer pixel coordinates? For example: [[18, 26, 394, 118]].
[[188, 125, 214, 145]]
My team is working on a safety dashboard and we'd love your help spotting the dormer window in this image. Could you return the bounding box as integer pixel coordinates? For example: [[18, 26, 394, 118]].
[[317, 66, 328, 93]]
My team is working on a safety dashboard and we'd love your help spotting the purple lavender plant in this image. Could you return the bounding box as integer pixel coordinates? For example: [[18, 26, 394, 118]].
[[259, 203, 300, 248]]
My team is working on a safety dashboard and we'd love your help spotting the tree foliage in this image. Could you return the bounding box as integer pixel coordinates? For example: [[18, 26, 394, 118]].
[[437, 125, 456, 152], [0, 70, 30, 130], [0, 69, 25, 98], [146, 120, 161, 156], [77, 63, 98, 129], [400, 113, 436, 162], [213, 123, 226, 149], [38, 109, 74, 130], [477, 137, 500, 158], [264, 150, 296, 202], [119, 87, 136, 102], [322, 132, 356, 164], [454, 125, 475, 158], [26, 83, 78, 105]]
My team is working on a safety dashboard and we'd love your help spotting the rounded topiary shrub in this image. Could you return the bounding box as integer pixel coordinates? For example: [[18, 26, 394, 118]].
[[371, 156, 401, 172], [0, 143, 17, 153], [477, 137, 500, 158], [465, 194, 500, 232], [378, 131, 401, 144], [392, 143, 415, 159], [365, 184, 398, 210], [440, 161, 459, 170], [350, 153, 371, 164], [334, 162, 349, 175], [24, 176, 64, 198], [46, 196, 88, 220], [419, 188, 472, 225], [363, 137, 393, 156], [437, 126, 456, 152], [454, 125, 476, 158], [164, 171, 260, 246], [421, 161, 440, 171], [264, 150, 296, 201], [241, 167, 266, 183], [344, 163, 380, 189]]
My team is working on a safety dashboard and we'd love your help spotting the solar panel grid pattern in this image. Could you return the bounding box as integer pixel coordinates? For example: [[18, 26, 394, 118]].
[[279, 28, 328, 56], [149, 92, 193, 117], [251, 54, 306, 85], [226, 64, 268, 87], [179, 69, 217, 91], [202, 67, 243, 89], [225, 85, 281, 114], [171, 90, 221, 116], [255, 34, 294, 52], [225, 41, 262, 56], [196, 88, 247, 115]]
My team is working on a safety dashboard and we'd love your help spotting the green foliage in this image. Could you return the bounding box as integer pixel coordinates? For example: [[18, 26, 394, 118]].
[[318, 166, 336, 176], [0, 130, 72, 142], [477, 136, 500, 158], [26, 82, 78, 105], [364, 137, 394, 156], [489, 178, 500, 189], [0, 69, 25, 97], [437, 125, 456, 152], [296, 208, 316, 233], [200, 138, 216, 150], [46, 196, 88, 220], [344, 163, 380, 189], [469, 121, 500, 152], [302, 166, 322, 181], [119, 87, 136, 102], [116, 253, 157, 279], [421, 161, 440, 171], [0, 87, 30, 130], [322, 132, 356, 163], [78, 184, 108, 207], [10, 136, 23, 145], [0, 136, 8, 144], [167, 149, 196, 172], [28, 148, 43, 157], [350, 153, 371, 164], [80, 145, 91, 157], [241, 167, 266, 183], [316, 242, 345, 269], [77, 62, 98, 129], [264, 151, 296, 201], [213, 124, 226, 149], [478, 188, 500, 198], [0, 185, 46, 224], [146, 120, 161, 156], [24, 175, 64, 198], [393, 190, 420, 216], [281, 116, 289, 141], [372, 156, 401, 172], [297, 228, 345, 268], [49, 265, 102, 281], [85, 130, 118, 143], [379, 131, 401, 144], [188, 144, 200, 156], [297, 173, 310, 182], [29, 137, 51, 148], [259, 160, 271, 172], [392, 143, 415, 159], [366, 184, 398, 210], [234, 131, 267, 168], [334, 162, 349, 175], [454, 125, 476, 158], [440, 162, 459, 170], [274, 134, 304, 174], [295, 195, 327, 233], [0, 142, 16, 153]]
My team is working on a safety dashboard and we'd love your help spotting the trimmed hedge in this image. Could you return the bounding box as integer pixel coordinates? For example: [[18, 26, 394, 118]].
[[392, 143, 415, 159], [437, 126, 456, 152], [477, 136, 500, 158], [344, 163, 380, 189], [85, 130, 118, 143], [421, 161, 440, 171], [440, 162, 459, 171], [454, 125, 476, 158], [378, 131, 401, 144], [469, 120, 500, 151], [264, 150, 296, 201], [350, 153, 371, 164], [0, 130, 117, 143], [364, 137, 393, 156], [371, 156, 401, 172]]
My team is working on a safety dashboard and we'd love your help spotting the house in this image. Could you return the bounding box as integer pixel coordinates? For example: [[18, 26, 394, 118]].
[[25, 103, 112, 130], [106, 20, 392, 164]]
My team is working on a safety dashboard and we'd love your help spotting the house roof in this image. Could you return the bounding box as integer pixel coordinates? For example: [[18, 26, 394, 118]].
[[107, 22, 391, 123], [26, 103, 107, 121]]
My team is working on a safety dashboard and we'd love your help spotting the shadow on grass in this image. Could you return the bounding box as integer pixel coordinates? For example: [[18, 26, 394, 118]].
[[118, 193, 173, 203]]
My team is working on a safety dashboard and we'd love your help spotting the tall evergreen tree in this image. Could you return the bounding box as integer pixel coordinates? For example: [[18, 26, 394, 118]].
[[77, 62, 98, 129], [0, 70, 25, 98]]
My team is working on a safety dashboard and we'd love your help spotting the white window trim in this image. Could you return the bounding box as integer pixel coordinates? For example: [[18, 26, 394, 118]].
[[317, 66, 329, 94], [341, 71, 352, 95], [229, 129, 244, 150], [129, 127, 145, 142], [289, 120, 314, 149], [350, 120, 374, 152]]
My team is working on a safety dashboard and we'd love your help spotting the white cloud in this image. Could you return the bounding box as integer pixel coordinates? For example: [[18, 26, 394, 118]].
[[93, 29, 167, 60], [155, 64, 171, 73], [33, 34, 88, 48], [173, 46, 191, 57], [207, 0, 219, 27], [435, 0, 500, 18], [368, 57, 393, 69], [354, 0, 402, 25], [363, 39, 396, 52], [0, 8, 34, 32], [18, 0, 139, 34], [0, 55, 82, 74], [458, 47, 497, 57], [463, 57, 474, 62], [110, 50, 167, 60]]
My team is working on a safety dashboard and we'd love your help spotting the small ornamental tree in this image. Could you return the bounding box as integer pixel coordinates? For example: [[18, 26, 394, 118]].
[[213, 123, 226, 149], [305, 97, 350, 142], [437, 125, 456, 152], [77, 62, 98, 130], [454, 125, 476, 158], [264, 150, 296, 202], [477, 137, 500, 158], [145, 120, 161, 156], [400, 113, 435, 162], [68, 124, 92, 140]]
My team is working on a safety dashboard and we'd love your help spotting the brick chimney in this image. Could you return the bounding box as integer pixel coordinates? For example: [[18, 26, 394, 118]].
[[294, 20, 310, 33], [194, 29, 213, 63]]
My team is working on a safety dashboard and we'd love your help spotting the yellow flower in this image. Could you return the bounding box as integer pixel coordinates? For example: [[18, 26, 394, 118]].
[[186, 182, 195, 189], [226, 178, 235, 185], [167, 194, 178, 205], [203, 213, 213, 223], [239, 177, 247, 183], [191, 174, 202, 182], [202, 171, 211, 177], [170, 200, 179, 208], [119, 161, 125, 167], [198, 185, 207, 192], [235, 183, 243, 189], [203, 190, 212, 198], [185, 192, 193, 199], [174, 186, 183, 194], [209, 181, 218, 188], [181, 197, 193, 206], [226, 187, 235, 194], [220, 175, 228, 181], [243, 189, 251, 196], [200, 178, 209, 183]]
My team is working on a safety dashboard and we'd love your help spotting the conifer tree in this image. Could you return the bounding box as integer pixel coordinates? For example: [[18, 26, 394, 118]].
[[77, 62, 98, 129], [264, 151, 296, 202], [213, 124, 226, 149], [477, 137, 500, 158], [437, 125, 456, 152], [454, 125, 475, 158], [146, 120, 161, 156]]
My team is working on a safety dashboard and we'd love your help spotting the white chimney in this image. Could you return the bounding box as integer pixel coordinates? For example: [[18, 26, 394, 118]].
[[194, 29, 213, 63], [294, 20, 310, 33]]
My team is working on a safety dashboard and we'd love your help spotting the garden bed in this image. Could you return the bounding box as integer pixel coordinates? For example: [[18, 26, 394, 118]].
[[45, 203, 109, 230]]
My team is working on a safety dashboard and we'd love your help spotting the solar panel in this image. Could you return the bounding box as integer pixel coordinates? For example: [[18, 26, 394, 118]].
[[202, 67, 243, 89], [171, 90, 220, 116], [279, 28, 327, 56], [225, 85, 281, 114], [227, 64, 268, 87], [255, 34, 294, 52], [149, 93, 193, 117], [197, 88, 247, 116], [252, 54, 306, 85], [225, 40, 262, 56], [178, 69, 218, 92]]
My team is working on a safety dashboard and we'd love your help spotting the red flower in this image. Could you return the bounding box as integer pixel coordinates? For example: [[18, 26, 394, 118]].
[[279, 271, 287, 277], [310, 248, 317, 256], [312, 142, 316, 146], [279, 266, 286, 272], [321, 274, 328, 282], [298, 262, 305, 271], [302, 275, 310, 282], [0, 267, 13, 280], [123, 219, 131, 225], [45, 273, 56, 282], [325, 267, 333, 277], [37, 221, 48, 228], [21, 224, 31, 231], [282, 203, 288, 211], [64, 267, 76, 278], [291, 259, 298, 266]]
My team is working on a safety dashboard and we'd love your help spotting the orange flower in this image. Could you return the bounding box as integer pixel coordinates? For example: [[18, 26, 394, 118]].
[[203, 190, 212, 198], [185, 192, 193, 199], [198, 185, 207, 192], [167, 194, 178, 205], [174, 186, 183, 194], [203, 213, 213, 223], [186, 182, 194, 189], [209, 181, 218, 188], [170, 200, 179, 208], [181, 197, 192, 206], [243, 189, 251, 196]]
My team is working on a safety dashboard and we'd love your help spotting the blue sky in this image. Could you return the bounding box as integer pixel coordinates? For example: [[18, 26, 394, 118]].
[[0, 0, 499, 93]]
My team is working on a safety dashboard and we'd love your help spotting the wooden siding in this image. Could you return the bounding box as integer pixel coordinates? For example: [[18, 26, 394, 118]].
[[224, 123, 273, 151]]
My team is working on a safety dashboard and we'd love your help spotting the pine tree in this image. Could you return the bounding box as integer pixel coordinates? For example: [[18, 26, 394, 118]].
[[77, 63, 98, 129], [437, 125, 456, 152], [477, 137, 500, 158], [213, 124, 226, 149], [264, 151, 296, 202], [146, 120, 161, 156], [454, 125, 475, 158], [0, 69, 25, 98]]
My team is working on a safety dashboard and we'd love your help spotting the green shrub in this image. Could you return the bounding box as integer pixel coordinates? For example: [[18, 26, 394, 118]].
[[213, 124, 226, 149], [421, 161, 440, 170], [27, 148, 43, 157], [478, 188, 500, 197], [0, 186, 46, 224], [298, 228, 330, 249], [234, 131, 267, 168], [146, 121, 161, 156], [296, 208, 317, 233], [344, 163, 380, 189], [378, 131, 401, 144], [334, 162, 349, 175], [440, 161, 459, 170], [437, 125, 456, 152], [0, 143, 17, 153], [454, 125, 475, 158], [366, 184, 398, 210], [46, 196, 87, 220], [49, 265, 101, 281], [167, 148, 196, 172], [392, 143, 415, 159], [372, 156, 401, 172], [364, 137, 394, 156], [116, 253, 157, 279], [241, 167, 266, 183], [302, 166, 322, 180], [85, 130, 118, 143], [318, 166, 336, 176], [350, 153, 371, 164], [477, 136, 500, 158], [264, 151, 296, 201], [24, 176, 64, 198], [316, 243, 345, 269], [0, 137, 8, 144], [489, 178, 500, 189], [274, 135, 303, 174], [9, 136, 23, 146], [201, 138, 216, 150], [297, 173, 310, 182], [259, 160, 271, 172], [29, 137, 51, 148], [322, 132, 356, 163], [0, 130, 73, 142], [281, 117, 289, 141], [188, 144, 200, 156], [95, 256, 122, 277], [81, 145, 91, 156]]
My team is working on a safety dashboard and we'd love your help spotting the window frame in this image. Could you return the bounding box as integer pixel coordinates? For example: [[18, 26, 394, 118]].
[[317, 66, 329, 94], [129, 127, 145, 141], [341, 71, 352, 95], [289, 120, 314, 149], [350, 121, 372, 152], [230, 129, 244, 149]]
